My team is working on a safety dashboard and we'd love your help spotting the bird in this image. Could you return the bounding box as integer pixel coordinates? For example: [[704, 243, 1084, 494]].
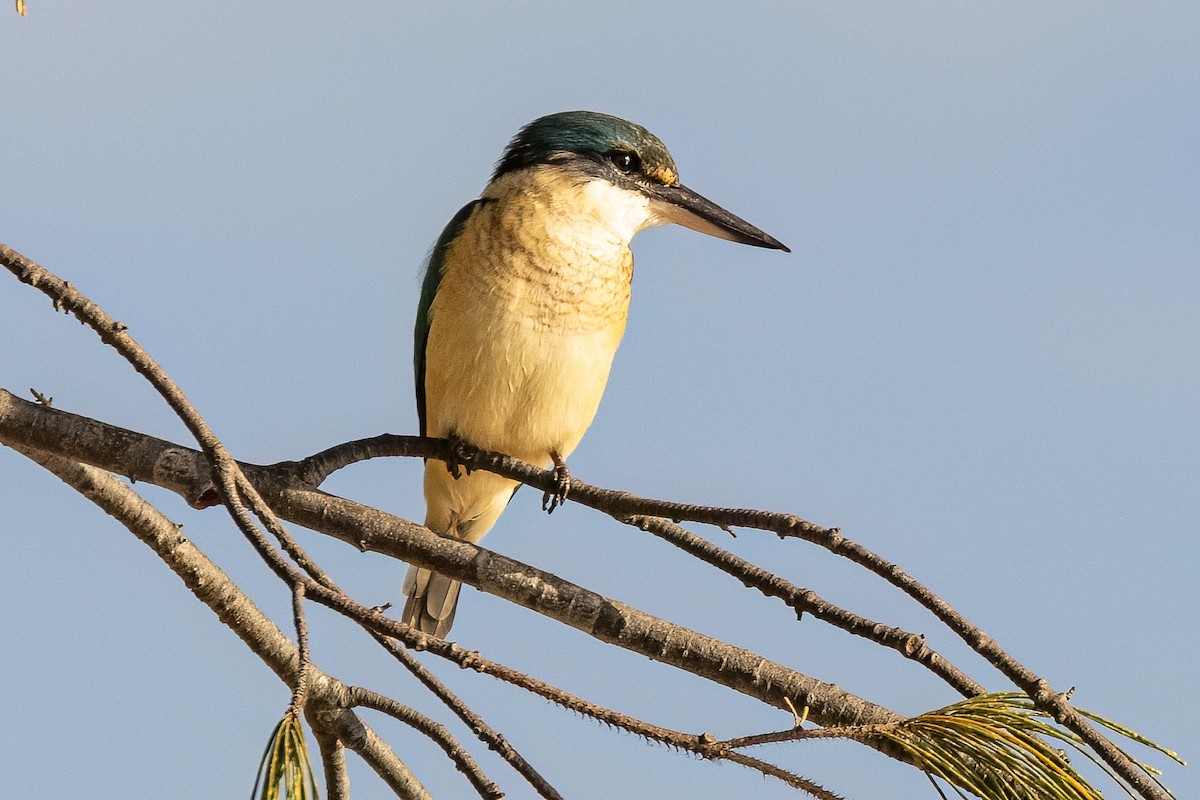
[[404, 110, 789, 636]]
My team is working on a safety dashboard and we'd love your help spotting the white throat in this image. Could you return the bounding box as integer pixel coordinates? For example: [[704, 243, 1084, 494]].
[[484, 167, 665, 250]]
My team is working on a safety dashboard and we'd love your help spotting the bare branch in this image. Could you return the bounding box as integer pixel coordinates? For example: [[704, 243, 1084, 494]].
[[320, 706, 433, 800], [3, 395, 893, 792], [349, 687, 504, 800], [289, 583, 312, 718], [620, 513, 984, 697], [311, 725, 350, 800], [371, 631, 828, 794], [717, 751, 846, 800], [5, 385, 1173, 799], [366, 633, 565, 800], [3, 242, 1173, 800], [11, 446, 434, 797], [287, 427, 1175, 800], [0, 389, 906, 733], [299, 430, 982, 698], [9, 418, 833, 795]]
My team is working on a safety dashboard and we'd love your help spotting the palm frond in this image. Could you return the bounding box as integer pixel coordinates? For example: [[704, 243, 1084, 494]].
[[862, 693, 1181, 800], [251, 711, 320, 800]]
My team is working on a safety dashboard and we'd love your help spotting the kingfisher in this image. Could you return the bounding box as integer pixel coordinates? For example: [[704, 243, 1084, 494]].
[[404, 110, 789, 636]]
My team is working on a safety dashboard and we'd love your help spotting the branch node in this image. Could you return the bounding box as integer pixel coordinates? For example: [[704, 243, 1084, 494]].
[[53, 281, 70, 311], [826, 527, 843, 548]]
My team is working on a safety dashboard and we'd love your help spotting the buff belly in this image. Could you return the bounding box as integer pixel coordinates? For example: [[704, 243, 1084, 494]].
[[422, 299, 624, 541]]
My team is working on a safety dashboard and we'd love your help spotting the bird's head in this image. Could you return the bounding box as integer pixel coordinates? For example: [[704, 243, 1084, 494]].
[[491, 110, 789, 252]]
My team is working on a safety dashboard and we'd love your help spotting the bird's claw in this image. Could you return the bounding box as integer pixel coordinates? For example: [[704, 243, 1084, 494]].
[[444, 434, 476, 481], [542, 451, 571, 513]]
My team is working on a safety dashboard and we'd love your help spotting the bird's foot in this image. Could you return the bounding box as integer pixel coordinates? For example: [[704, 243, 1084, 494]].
[[542, 450, 571, 514], [444, 433, 477, 481]]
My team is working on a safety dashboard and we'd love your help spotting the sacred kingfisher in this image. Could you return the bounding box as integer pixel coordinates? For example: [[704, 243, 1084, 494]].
[[404, 110, 788, 636]]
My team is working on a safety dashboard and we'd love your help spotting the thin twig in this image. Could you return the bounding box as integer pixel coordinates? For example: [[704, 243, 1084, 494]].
[[323, 708, 433, 800], [365, 631, 825, 795], [622, 513, 984, 697], [0, 244, 334, 595], [289, 583, 311, 717], [366, 633, 564, 800], [720, 722, 896, 750], [350, 687, 504, 800]]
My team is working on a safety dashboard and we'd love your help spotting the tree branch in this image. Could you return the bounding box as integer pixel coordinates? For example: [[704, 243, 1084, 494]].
[[5, 391, 856, 790], [365, 633, 566, 800], [286, 427, 1174, 800], [3, 242, 1172, 799], [320, 704, 432, 800], [620, 513, 983, 697], [11, 445, 433, 795], [310, 720, 350, 800], [1, 389, 903, 732], [349, 687, 503, 800]]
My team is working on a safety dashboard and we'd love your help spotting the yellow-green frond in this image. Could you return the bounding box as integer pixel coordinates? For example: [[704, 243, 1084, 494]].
[[861, 693, 1181, 800], [1075, 705, 1185, 770], [251, 711, 320, 800]]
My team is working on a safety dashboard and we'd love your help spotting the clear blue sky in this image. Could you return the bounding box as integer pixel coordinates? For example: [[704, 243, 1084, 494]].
[[2, 3, 1195, 798]]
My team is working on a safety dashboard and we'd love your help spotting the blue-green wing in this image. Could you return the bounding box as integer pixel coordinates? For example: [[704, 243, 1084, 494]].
[[415, 199, 487, 436]]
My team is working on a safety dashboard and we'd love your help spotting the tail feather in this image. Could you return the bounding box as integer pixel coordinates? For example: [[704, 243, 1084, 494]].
[[401, 565, 461, 637], [409, 459, 522, 637]]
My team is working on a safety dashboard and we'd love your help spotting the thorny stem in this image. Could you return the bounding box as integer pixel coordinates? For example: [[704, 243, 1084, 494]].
[[348, 687, 503, 800], [289, 583, 311, 718], [365, 633, 565, 800]]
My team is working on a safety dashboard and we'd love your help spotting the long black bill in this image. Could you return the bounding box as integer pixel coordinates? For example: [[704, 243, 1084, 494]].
[[648, 182, 790, 252]]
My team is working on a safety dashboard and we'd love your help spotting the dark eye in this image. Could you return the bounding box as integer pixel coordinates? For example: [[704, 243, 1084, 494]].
[[607, 150, 641, 174]]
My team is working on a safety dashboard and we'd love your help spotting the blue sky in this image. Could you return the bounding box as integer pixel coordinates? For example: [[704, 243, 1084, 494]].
[[2, 3, 1196, 798]]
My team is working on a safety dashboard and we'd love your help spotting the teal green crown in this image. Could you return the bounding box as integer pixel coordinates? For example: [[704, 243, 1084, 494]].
[[492, 110, 679, 186]]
